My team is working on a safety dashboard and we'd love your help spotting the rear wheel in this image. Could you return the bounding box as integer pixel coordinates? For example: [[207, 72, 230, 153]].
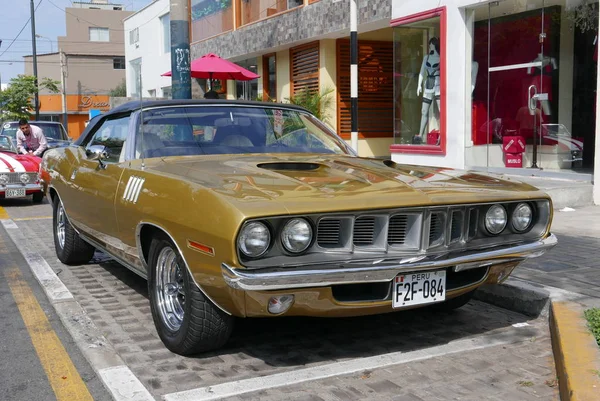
[[148, 234, 234, 355], [32, 192, 44, 203], [52, 195, 95, 265]]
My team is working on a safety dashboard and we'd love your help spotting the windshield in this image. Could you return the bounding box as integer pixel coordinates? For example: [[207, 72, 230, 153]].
[[0, 135, 17, 153], [0, 122, 67, 140], [135, 105, 353, 158]]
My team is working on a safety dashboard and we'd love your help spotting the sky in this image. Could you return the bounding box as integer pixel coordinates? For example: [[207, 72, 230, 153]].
[[0, 0, 153, 86]]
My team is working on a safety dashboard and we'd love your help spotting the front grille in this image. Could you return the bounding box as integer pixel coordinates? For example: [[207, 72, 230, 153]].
[[317, 218, 342, 247], [353, 216, 375, 246], [0, 172, 38, 184], [429, 212, 445, 247], [388, 214, 408, 245], [450, 210, 463, 243]]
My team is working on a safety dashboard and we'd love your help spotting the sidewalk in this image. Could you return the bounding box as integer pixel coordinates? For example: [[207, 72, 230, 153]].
[[490, 205, 600, 400], [487, 167, 594, 209]]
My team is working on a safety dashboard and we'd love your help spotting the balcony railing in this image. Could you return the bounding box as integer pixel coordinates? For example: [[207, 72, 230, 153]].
[[239, 0, 303, 26], [191, 0, 234, 42]]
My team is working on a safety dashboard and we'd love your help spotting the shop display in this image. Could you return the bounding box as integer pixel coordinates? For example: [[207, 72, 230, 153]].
[[416, 37, 441, 143]]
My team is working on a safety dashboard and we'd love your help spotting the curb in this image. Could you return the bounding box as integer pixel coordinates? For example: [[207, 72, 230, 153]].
[[476, 280, 600, 401]]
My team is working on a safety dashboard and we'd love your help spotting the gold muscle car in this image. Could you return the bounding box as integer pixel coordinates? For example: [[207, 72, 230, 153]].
[[42, 100, 557, 355]]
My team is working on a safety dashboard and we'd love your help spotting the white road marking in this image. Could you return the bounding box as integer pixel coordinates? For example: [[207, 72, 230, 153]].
[[99, 366, 155, 401], [1, 217, 156, 401], [163, 329, 527, 401], [1, 219, 72, 301]]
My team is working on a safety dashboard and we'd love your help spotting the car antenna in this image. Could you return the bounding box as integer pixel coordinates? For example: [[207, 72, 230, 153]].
[[138, 64, 145, 170]]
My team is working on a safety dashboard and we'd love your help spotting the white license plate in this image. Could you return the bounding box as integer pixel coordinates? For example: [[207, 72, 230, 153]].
[[393, 270, 446, 308], [5, 188, 26, 198]]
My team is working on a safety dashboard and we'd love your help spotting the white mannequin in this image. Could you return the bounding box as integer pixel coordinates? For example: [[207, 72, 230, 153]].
[[527, 53, 557, 116], [471, 61, 479, 93], [416, 37, 441, 141]]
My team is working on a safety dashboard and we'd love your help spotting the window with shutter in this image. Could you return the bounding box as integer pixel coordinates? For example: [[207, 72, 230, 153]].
[[290, 42, 320, 96], [336, 40, 394, 139]]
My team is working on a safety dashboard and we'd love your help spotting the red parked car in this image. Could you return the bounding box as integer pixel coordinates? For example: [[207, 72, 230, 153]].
[[0, 135, 44, 202]]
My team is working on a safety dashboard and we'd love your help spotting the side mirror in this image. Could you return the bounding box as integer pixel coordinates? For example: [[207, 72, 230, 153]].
[[86, 145, 109, 168]]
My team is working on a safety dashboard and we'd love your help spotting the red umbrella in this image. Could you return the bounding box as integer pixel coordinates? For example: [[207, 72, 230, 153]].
[[161, 53, 259, 81]]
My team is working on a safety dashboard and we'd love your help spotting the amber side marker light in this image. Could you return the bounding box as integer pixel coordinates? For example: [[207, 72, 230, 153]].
[[187, 240, 215, 256]]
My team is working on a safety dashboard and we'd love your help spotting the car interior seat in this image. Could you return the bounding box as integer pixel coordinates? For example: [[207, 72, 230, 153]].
[[213, 125, 254, 147], [136, 132, 165, 158]]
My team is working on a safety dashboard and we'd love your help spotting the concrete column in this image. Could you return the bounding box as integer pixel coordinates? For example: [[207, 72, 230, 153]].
[[594, 49, 600, 205]]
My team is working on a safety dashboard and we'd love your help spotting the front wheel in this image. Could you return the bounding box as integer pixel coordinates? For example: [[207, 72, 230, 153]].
[[32, 192, 44, 203], [431, 290, 475, 312], [52, 195, 95, 265], [148, 235, 234, 355]]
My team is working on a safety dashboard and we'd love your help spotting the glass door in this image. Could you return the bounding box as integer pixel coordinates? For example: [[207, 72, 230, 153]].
[[471, 0, 574, 170]]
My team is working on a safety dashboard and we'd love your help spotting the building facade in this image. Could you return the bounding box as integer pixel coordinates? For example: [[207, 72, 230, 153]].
[[24, 0, 132, 138], [123, 0, 172, 99], [126, 0, 599, 191]]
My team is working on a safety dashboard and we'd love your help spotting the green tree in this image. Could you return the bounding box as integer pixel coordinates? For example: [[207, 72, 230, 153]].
[[284, 87, 334, 124], [109, 79, 127, 97], [0, 75, 60, 120]]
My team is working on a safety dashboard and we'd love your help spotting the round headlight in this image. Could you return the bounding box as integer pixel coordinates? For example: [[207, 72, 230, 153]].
[[238, 222, 270, 258], [485, 204, 507, 235], [20, 173, 30, 184], [512, 203, 533, 232], [281, 218, 312, 253], [0, 174, 8, 185]]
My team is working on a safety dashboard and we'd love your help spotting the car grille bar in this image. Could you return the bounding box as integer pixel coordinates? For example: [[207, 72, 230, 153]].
[[1, 172, 38, 185]]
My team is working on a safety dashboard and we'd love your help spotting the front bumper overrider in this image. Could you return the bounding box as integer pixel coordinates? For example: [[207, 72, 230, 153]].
[[221, 234, 558, 291]]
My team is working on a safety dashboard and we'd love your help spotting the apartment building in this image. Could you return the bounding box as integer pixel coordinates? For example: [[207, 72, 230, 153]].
[[24, 0, 133, 137]]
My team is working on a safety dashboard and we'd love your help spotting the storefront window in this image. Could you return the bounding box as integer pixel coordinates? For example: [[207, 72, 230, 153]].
[[468, 1, 597, 171], [392, 9, 445, 154], [235, 58, 259, 100]]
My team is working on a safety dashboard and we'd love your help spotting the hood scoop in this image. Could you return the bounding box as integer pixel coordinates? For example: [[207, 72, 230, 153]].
[[257, 162, 321, 171]]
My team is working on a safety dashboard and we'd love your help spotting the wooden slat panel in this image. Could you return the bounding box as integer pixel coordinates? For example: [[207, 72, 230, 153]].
[[337, 39, 394, 139], [290, 41, 319, 96]]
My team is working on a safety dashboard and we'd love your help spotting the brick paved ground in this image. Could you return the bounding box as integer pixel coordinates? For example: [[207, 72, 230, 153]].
[[515, 205, 600, 307], [3, 199, 559, 400]]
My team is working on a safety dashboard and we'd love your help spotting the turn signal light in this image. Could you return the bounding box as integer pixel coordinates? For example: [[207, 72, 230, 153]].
[[267, 295, 294, 314]]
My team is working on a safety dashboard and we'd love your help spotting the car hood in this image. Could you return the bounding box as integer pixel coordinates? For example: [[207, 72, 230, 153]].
[[147, 154, 548, 216], [46, 139, 70, 148], [0, 151, 40, 172]]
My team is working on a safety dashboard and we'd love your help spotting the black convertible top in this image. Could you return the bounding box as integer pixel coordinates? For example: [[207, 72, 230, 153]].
[[108, 99, 311, 116]]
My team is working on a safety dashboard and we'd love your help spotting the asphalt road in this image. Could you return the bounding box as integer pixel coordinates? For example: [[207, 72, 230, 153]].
[[0, 201, 111, 401]]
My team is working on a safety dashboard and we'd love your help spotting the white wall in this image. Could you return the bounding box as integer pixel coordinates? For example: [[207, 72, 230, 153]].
[[390, 1, 485, 169], [124, 0, 172, 98]]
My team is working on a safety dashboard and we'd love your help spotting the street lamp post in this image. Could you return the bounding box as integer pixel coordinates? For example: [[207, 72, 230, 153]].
[[30, 0, 39, 120], [35, 34, 53, 53]]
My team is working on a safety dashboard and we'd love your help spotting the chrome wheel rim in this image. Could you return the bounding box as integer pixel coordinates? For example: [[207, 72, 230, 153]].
[[56, 202, 66, 249], [155, 247, 185, 332]]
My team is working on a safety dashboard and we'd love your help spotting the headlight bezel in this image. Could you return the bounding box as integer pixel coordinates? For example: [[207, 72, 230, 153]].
[[280, 218, 313, 254], [484, 204, 508, 235], [511, 202, 534, 233], [20, 173, 30, 184], [237, 221, 271, 258], [0, 174, 8, 185]]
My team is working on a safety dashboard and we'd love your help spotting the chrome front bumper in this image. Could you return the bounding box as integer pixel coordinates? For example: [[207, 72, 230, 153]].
[[221, 234, 558, 291], [0, 183, 43, 193]]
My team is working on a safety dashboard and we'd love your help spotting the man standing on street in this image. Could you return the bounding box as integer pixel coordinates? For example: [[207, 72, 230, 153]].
[[16, 118, 47, 157]]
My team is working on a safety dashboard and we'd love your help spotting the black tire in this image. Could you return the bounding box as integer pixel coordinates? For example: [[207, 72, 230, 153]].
[[148, 235, 234, 355], [431, 290, 475, 312], [32, 192, 44, 203], [52, 195, 95, 265]]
